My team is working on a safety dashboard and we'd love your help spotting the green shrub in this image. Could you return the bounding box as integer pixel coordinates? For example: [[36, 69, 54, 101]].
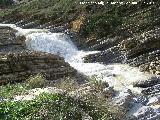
[[0, 74, 46, 99], [27, 73, 46, 88], [85, 11, 122, 38]]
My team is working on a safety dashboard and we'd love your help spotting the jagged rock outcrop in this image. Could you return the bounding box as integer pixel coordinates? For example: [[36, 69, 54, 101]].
[[114, 89, 133, 109], [147, 95, 160, 106], [0, 51, 76, 85], [130, 106, 160, 120], [133, 76, 160, 88]]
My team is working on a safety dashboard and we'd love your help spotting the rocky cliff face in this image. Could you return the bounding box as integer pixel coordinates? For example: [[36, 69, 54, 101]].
[[0, 26, 77, 85], [0, 51, 76, 85]]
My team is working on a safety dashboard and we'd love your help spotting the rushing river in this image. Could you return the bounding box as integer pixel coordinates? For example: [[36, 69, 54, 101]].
[[0, 24, 152, 91], [0, 24, 159, 119]]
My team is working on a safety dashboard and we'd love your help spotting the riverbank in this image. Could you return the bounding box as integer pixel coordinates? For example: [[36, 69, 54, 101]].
[[0, 24, 159, 119], [0, 0, 160, 119]]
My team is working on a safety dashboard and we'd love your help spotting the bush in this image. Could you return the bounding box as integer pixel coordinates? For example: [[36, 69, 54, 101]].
[[0, 83, 28, 98], [27, 73, 46, 88]]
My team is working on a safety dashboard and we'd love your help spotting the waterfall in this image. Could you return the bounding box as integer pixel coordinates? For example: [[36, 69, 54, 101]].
[[25, 32, 79, 62]]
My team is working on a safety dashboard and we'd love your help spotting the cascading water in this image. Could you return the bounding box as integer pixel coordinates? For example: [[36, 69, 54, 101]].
[[25, 33, 78, 62], [24, 30, 151, 92], [0, 23, 160, 119], [0, 24, 153, 91]]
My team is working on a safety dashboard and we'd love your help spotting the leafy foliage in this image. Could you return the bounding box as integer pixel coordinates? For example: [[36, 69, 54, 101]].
[[0, 83, 29, 98], [0, 74, 46, 99], [0, 93, 116, 120]]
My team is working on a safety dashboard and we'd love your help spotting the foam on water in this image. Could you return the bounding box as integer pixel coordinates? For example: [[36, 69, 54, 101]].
[[25, 32, 79, 61]]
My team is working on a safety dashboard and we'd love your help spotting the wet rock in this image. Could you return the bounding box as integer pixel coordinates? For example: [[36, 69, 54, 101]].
[[82, 5, 160, 75], [1, 1, 159, 83], [2, 2, 160, 76], [49, 23, 70, 33], [22, 21, 40, 29], [114, 89, 133, 109], [0, 26, 26, 53], [133, 76, 160, 88], [103, 87, 115, 98], [119, 27, 160, 74], [84, 46, 124, 64], [147, 95, 160, 106], [133, 95, 148, 105], [0, 26, 80, 85], [84, 27, 160, 73]]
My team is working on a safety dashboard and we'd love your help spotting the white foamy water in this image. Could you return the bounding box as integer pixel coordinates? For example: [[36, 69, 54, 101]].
[[0, 24, 48, 36], [26, 32, 79, 61], [1, 23, 160, 119]]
